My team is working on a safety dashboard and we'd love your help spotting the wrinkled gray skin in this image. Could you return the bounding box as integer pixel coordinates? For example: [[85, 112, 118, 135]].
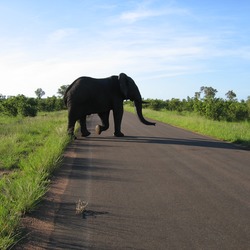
[[64, 73, 155, 138]]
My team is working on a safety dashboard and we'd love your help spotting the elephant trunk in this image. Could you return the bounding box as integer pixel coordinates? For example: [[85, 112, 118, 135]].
[[134, 100, 156, 126]]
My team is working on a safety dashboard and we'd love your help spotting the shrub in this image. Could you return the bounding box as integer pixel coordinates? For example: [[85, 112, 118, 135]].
[[0, 95, 38, 117], [0, 97, 18, 116]]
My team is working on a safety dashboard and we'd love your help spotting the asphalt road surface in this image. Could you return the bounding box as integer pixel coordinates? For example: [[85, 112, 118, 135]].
[[17, 112, 250, 250]]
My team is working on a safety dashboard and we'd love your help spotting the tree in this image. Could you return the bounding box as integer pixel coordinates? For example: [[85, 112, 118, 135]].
[[0, 94, 6, 100], [200, 86, 217, 100], [57, 85, 69, 98], [35, 88, 45, 99], [194, 92, 201, 100], [225, 90, 236, 101]]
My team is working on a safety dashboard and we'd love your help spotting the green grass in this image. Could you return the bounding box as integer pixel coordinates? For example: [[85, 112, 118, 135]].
[[125, 105, 250, 148], [0, 111, 70, 249]]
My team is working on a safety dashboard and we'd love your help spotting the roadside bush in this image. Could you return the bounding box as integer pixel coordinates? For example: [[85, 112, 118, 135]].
[[147, 99, 166, 111], [204, 98, 225, 121], [37, 96, 65, 112], [226, 101, 248, 121], [245, 97, 250, 119], [0, 95, 38, 117], [139, 95, 249, 123], [168, 98, 183, 112], [0, 97, 18, 116], [17, 96, 38, 117], [19, 104, 38, 117], [0, 95, 66, 117]]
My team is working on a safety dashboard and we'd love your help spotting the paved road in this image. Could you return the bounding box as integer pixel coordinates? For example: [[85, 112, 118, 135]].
[[18, 112, 250, 249]]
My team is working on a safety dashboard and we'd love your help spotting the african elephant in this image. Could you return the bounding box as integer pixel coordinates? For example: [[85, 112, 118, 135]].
[[64, 73, 155, 138]]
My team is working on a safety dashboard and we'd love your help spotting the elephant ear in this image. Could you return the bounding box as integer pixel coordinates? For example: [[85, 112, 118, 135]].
[[118, 73, 128, 99]]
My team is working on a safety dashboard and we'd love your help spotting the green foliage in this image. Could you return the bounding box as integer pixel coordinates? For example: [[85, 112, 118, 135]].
[[141, 86, 249, 122], [247, 97, 250, 117], [34, 88, 45, 99], [0, 97, 18, 116], [225, 90, 236, 101], [204, 98, 225, 120], [0, 95, 65, 118], [57, 84, 69, 98], [37, 96, 65, 112], [200, 86, 218, 100], [145, 99, 167, 111], [224, 100, 248, 122], [0, 95, 38, 117]]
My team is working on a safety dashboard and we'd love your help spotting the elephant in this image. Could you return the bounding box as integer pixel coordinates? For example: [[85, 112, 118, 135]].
[[64, 73, 155, 138]]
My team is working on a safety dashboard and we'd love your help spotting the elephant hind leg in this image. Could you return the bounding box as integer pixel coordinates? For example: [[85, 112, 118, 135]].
[[96, 111, 110, 135], [67, 117, 77, 139], [79, 116, 91, 137]]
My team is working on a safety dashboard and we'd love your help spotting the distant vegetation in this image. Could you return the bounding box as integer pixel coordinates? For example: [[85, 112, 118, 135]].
[[0, 86, 69, 117], [126, 86, 250, 122], [1, 85, 249, 122]]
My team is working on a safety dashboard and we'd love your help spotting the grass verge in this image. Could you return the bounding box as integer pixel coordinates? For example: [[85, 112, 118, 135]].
[[0, 111, 70, 249], [125, 105, 250, 148]]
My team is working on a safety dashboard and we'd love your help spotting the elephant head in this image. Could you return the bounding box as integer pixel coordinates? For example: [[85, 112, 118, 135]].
[[119, 73, 156, 126]]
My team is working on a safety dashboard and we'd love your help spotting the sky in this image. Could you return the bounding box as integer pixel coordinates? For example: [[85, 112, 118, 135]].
[[0, 0, 250, 100]]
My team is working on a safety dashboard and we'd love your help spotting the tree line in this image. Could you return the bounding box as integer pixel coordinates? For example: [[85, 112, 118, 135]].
[[0, 86, 68, 117], [1, 85, 250, 122], [128, 86, 250, 122]]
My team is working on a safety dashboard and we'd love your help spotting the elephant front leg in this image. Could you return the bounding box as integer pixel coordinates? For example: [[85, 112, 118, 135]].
[[96, 111, 110, 135], [113, 106, 124, 137], [79, 116, 91, 137]]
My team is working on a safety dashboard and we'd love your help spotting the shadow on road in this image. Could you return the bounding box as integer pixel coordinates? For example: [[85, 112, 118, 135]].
[[79, 136, 244, 150], [67, 159, 129, 182]]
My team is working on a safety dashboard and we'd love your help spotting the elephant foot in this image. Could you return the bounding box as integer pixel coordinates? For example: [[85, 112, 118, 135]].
[[81, 131, 91, 137], [114, 131, 124, 137], [95, 125, 102, 135]]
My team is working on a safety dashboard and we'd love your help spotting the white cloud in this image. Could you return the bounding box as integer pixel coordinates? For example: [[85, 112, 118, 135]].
[[47, 28, 78, 43], [0, 28, 212, 98], [119, 3, 189, 23], [120, 9, 161, 23]]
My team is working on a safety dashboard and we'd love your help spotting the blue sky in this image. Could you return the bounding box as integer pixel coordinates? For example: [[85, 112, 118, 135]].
[[0, 0, 250, 100]]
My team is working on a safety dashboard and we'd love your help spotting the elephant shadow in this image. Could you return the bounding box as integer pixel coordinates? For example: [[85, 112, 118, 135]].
[[87, 135, 243, 150]]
